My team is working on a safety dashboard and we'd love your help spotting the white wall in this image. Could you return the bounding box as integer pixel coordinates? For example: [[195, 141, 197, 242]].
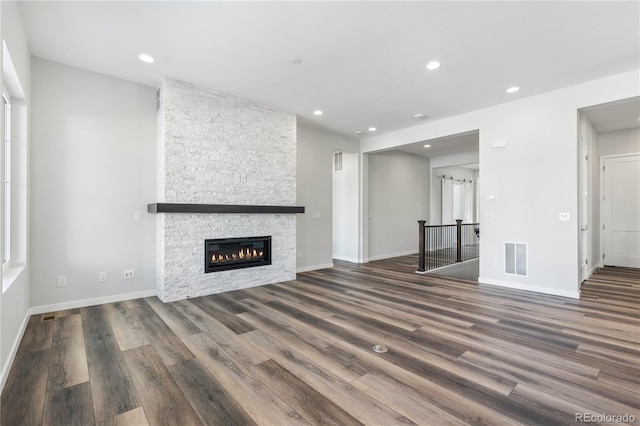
[[361, 70, 640, 298], [30, 58, 157, 311], [368, 150, 429, 260], [296, 121, 359, 271], [333, 151, 358, 262], [598, 127, 640, 157], [1, 0, 31, 391]]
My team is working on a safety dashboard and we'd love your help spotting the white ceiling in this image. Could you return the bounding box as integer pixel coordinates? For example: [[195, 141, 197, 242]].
[[395, 131, 479, 159], [20, 1, 640, 141], [580, 97, 640, 133]]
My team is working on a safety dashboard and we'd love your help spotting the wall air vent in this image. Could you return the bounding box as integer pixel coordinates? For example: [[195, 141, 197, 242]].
[[505, 242, 527, 276], [334, 151, 343, 172]]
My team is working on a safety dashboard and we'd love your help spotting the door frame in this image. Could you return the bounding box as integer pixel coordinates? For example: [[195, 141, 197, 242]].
[[599, 152, 640, 268], [578, 134, 589, 282]]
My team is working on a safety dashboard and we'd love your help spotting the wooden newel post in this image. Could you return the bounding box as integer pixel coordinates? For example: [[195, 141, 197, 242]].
[[418, 220, 426, 272], [456, 219, 463, 263]]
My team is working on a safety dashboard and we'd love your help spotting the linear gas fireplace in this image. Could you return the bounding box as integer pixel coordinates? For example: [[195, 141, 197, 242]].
[[205, 236, 272, 273]]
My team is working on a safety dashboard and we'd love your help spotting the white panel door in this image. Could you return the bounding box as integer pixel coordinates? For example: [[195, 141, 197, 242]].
[[603, 155, 640, 268]]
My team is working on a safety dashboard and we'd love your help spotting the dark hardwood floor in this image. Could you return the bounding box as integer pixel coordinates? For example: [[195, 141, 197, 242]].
[[2, 257, 639, 425]]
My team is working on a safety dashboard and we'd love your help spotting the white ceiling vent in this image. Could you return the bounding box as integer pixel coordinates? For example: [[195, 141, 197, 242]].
[[505, 242, 527, 276]]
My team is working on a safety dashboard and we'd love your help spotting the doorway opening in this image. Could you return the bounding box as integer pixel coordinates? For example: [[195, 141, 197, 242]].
[[578, 97, 640, 279]]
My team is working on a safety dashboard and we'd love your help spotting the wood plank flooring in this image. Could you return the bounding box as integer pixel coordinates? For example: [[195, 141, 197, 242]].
[[2, 258, 639, 425]]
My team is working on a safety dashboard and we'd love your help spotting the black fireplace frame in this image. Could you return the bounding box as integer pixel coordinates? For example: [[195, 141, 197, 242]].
[[204, 236, 272, 273]]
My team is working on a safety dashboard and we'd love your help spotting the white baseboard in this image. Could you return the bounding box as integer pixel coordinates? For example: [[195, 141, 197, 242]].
[[0, 308, 31, 393], [585, 264, 599, 281], [296, 263, 334, 273], [30, 289, 158, 315], [368, 250, 418, 262], [332, 255, 360, 263], [478, 277, 580, 299], [422, 258, 479, 274]]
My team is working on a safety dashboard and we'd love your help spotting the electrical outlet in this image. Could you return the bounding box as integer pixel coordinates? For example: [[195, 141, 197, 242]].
[[124, 269, 135, 279], [558, 212, 570, 222], [134, 211, 143, 221], [57, 275, 67, 287], [99, 272, 107, 282]]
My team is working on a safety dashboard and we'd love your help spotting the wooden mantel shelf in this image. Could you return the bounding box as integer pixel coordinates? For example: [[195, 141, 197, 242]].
[[147, 203, 305, 214]]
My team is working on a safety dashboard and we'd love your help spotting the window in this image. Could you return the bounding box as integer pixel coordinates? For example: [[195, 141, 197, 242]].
[[2, 86, 10, 268], [2, 41, 27, 292]]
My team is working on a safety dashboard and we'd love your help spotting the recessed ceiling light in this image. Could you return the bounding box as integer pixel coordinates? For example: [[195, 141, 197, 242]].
[[426, 61, 441, 70], [424, 144, 431, 148], [368, 127, 377, 132], [138, 54, 154, 63], [290, 57, 303, 65], [313, 110, 323, 116], [356, 131, 364, 135], [414, 113, 426, 119], [506, 86, 520, 93]]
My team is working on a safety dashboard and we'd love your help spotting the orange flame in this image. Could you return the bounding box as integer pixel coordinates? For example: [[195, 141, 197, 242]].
[[211, 247, 265, 263]]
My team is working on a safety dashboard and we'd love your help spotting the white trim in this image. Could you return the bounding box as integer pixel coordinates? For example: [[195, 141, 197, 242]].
[[1, 307, 31, 393], [332, 255, 360, 263], [296, 263, 334, 273], [416, 258, 478, 274], [368, 250, 418, 262], [2, 86, 11, 271], [30, 289, 157, 315], [584, 264, 599, 282], [478, 277, 580, 299], [1, 263, 25, 294]]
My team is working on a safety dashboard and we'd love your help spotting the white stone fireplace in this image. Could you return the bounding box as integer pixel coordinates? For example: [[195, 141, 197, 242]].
[[151, 78, 300, 302]]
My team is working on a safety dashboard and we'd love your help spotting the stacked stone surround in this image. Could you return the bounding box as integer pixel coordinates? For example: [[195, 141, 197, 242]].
[[156, 78, 297, 302]]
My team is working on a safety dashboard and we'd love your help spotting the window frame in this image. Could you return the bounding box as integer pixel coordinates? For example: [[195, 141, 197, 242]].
[[2, 85, 11, 270]]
